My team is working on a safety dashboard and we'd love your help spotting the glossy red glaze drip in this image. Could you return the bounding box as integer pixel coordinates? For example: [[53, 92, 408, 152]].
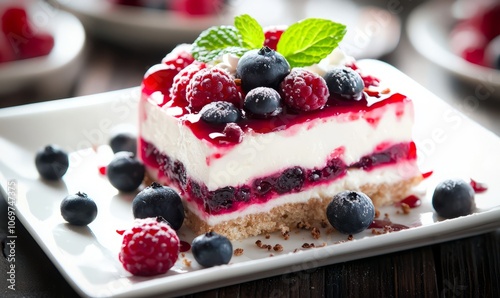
[[422, 171, 433, 179], [158, 92, 409, 147], [98, 166, 107, 176], [369, 219, 409, 231], [470, 178, 488, 193], [398, 195, 421, 208], [179, 240, 191, 252]]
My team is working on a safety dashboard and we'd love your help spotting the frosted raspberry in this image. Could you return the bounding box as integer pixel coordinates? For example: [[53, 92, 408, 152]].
[[118, 217, 180, 276], [263, 26, 286, 51], [186, 68, 241, 112], [161, 44, 195, 71], [170, 62, 207, 104], [279, 69, 329, 112]]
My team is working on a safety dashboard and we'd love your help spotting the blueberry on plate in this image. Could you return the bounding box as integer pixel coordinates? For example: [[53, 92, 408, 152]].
[[35, 145, 69, 180], [323, 67, 364, 101], [109, 126, 137, 155], [107, 151, 145, 192], [326, 191, 375, 235], [432, 178, 475, 219], [60, 192, 98, 226], [243, 87, 282, 117], [132, 182, 185, 230], [200, 101, 241, 124], [191, 231, 232, 267]]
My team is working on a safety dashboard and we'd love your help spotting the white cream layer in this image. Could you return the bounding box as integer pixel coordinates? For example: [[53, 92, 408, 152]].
[[140, 97, 414, 190]]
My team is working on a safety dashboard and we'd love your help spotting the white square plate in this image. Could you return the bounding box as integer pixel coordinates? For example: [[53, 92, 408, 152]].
[[1, 60, 499, 297]]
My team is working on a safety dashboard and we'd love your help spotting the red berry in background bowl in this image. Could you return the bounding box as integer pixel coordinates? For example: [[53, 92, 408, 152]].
[[1, 6, 32, 37], [17, 32, 55, 60], [450, 2, 500, 68], [485, 35, 500, 70], [0, 5, 55, 62], [449, 24, 488, 66], [171, 0, 223, 16]]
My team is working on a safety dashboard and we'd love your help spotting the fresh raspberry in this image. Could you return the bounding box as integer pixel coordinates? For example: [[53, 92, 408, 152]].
[[170, 62, 207, 105], [118, 217, 180, 276], [161, 44, 195, 71], [263, 26, 286, 51], [141, 63, 179, 100], [279, 68, 329, 112], [186, 67, 241, 112], [1, 6, 54, 60]]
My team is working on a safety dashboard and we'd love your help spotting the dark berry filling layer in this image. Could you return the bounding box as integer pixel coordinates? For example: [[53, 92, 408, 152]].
[[139, 139, 416, 215]]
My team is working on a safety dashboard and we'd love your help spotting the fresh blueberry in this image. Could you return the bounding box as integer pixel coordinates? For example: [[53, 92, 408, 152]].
[[326, 191, 375, 235], [200, 101, 241, 124], [323, 67, 364, 100], [109, 127, 137, 155], [275, 167, 305, 193], [191, 231, 232, 267], [107, 151, 145, 192], [432, 179, 475, 219], [132, 182, 185, 230], [243, 87, 282, 117], [35, 145, 69, 180], [60, 192, 98, 226], [236, 46, 290, 93]]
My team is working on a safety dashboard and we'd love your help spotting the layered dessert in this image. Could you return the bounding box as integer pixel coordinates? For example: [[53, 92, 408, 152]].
[[138, 15, 422, 239]]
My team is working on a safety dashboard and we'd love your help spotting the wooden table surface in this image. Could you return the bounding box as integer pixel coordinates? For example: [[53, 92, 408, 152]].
[[1, 1, 500, 297]]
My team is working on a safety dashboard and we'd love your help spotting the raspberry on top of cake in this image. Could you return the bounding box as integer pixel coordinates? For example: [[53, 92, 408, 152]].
[[138, 15, 422, 240]]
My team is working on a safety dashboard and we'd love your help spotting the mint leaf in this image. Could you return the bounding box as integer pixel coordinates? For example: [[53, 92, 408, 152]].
[[277, 18, 346, 68], [192, 25, 244, 62], [235, 14, 264, 49]]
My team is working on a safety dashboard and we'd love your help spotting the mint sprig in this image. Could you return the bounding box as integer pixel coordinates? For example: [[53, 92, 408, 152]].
[[191, 25, 247, 63], [277, 19, 346, 68], [191, 15, 346, 67], [235, 14, 264, 49]]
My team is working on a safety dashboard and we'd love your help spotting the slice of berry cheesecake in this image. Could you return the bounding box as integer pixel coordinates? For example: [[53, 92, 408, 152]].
[[138, 15, 422, 239]]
